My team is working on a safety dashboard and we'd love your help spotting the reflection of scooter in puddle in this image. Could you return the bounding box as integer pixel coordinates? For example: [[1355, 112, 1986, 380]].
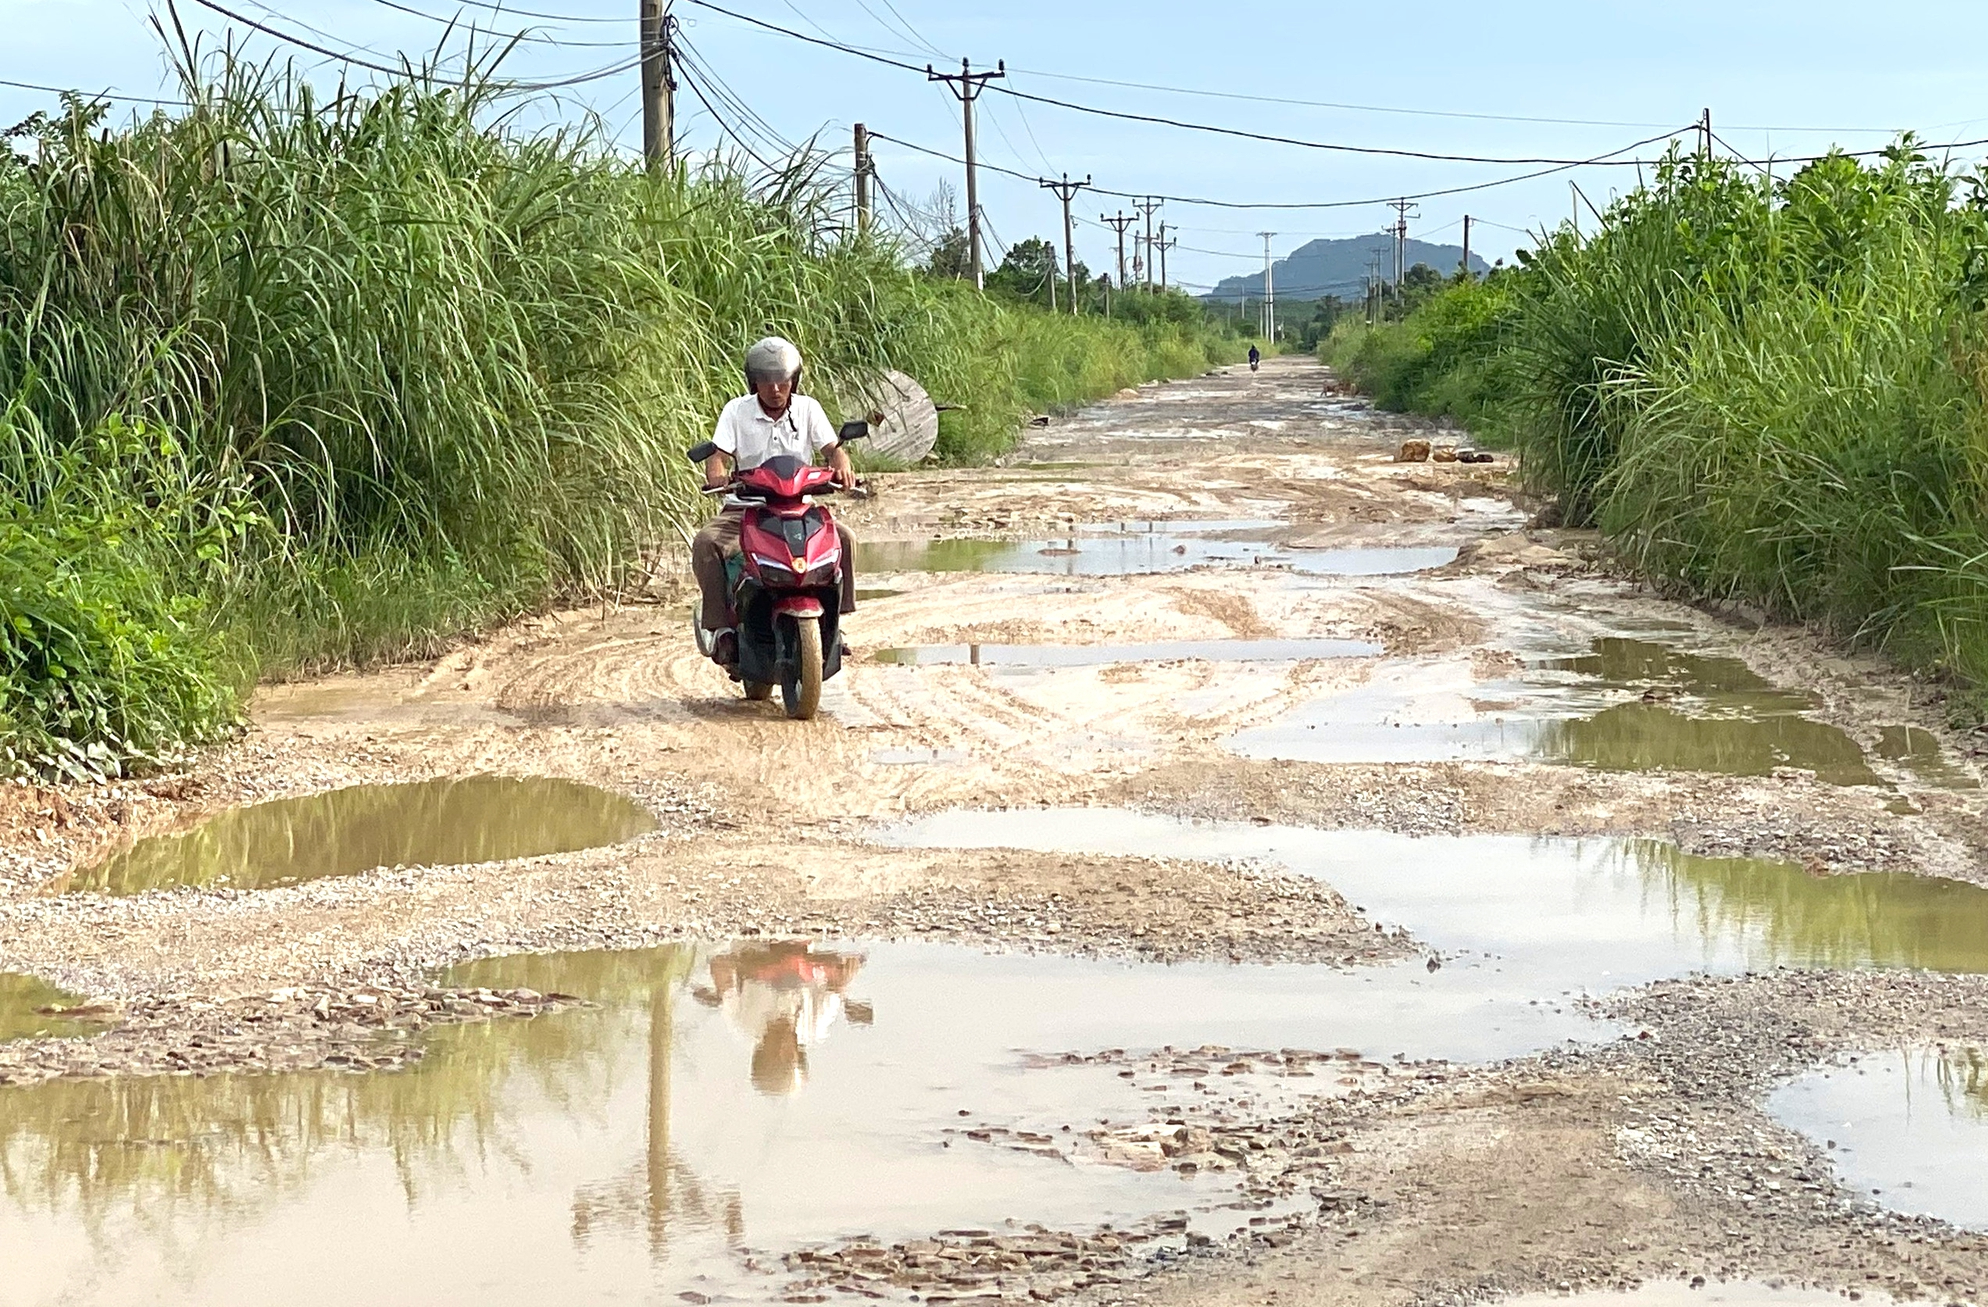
[[695, 941, 871, 1095]]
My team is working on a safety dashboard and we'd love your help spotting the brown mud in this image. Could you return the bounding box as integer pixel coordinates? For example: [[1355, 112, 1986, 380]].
[[3, 356, 1987, 1306]]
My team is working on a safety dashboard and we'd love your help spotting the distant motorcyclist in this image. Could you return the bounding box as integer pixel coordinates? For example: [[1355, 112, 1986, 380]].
[[1247, 343, 1261, 371], [690, 337, 858, 669]]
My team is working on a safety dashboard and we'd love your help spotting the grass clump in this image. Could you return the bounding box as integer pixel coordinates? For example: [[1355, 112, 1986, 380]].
[[1324, 141, 1988, 703]]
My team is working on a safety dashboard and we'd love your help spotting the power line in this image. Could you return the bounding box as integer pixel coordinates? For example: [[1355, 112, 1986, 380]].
[[370, 0, 633, 22], [184, 0, 648, 90], [675, 0, 1689, 167], [367, 0, 636, 46], [673, 50, 777, 170], [997, 69, 1919, 137], [0, 77, 187, 107], [182, 0, 418, 76], [866, 126, 1688, 211]]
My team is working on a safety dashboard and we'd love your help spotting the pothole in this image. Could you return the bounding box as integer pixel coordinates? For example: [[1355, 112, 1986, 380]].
[[1875, 724, 1981, 790], [61, 775, 658, 895], [1768, 1045, 1988, 1228], [872, 638, 1380, 668], [0, 974, 112, 1041], [0, 939, 1404, 1303], [1231, 637, 1892, 786], [882, 810, 1988, 984], [857, 520, 1458, 577]]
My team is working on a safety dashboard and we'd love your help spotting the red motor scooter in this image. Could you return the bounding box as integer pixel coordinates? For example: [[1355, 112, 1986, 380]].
[[687, 423, 866, 720]]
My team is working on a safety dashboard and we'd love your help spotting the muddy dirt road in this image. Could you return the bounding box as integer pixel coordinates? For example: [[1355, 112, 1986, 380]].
[[3, 355, 1988, 1307]]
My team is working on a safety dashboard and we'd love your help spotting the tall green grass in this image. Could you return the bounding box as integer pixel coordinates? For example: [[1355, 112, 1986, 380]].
[[0, 51, 1236, 776], [1325, 143, 1988, 706]]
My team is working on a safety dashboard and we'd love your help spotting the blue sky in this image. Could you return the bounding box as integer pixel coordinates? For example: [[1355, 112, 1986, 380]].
[[7, 0, 1988, 292]]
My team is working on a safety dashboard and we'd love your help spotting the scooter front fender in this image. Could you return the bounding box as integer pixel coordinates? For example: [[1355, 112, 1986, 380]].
[[772, 595, 825, 619]]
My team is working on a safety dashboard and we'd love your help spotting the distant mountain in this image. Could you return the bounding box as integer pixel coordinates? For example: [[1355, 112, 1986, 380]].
[[1205, 232, 1489, 302]]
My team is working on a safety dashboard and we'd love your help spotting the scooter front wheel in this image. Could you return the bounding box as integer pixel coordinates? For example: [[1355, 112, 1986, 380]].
[[782, 616, 823, 720]]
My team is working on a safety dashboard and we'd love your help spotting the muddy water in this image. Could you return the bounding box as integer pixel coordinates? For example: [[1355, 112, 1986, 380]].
[[858, 521, 1457, 577], [1768, 1046, 1988, 1228], [0, 940, 1418, 1304], [1876, 724, 1981, 789], [873, 637, 1380, 668], [66, 776, 657, 895], [885, 811, 1988, 994], [0, 974, 104, 1041], [1233, 637, 1886, 786]]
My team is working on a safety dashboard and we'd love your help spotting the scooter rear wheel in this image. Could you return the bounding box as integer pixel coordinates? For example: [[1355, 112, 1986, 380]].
[[782, 616, 823, 720]]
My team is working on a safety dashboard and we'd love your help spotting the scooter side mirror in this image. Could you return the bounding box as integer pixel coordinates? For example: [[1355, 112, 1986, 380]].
[[686, 439, 719, 463], [838, 420, 870, 443]]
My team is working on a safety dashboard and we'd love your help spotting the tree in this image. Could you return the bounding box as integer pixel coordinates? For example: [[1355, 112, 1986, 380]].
[[986, 237, 1059, 305], [926, 227, 970, 280]]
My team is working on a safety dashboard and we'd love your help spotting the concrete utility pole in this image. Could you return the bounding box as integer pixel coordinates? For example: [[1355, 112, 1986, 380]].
[[1135, 197, 1162, 289], [639, 0, 676, 169], [1039, 173, 1091, 316], [1156, 224, 1176, 291], [927, 59, 1006, 289], [1102, 211, 1137, 298], [1461, 214, 1472, 278], [1257, 231, 1277, 340], [853, 123, 872, 233], [1386, 198, 1417, 303], [1699, 107, 1712, 160]]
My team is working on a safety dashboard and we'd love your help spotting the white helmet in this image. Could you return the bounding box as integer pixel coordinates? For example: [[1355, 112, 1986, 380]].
[[744, 336, 804, 391]]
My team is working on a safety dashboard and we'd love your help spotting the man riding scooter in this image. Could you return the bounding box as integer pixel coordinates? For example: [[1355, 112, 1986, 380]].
[[691, 336, 858, 671]]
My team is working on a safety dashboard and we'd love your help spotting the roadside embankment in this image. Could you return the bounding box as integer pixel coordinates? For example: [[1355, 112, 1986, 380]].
[[1324, 146, 1988, 718], [0, 53, 1238, 778]]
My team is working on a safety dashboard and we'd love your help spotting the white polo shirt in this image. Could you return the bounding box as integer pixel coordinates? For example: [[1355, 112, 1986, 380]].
[[711, 393, 840, 471]]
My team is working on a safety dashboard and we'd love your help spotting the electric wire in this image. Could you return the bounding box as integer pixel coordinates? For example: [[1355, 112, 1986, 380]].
[[368, 0, 635, 46], [673, 51, 776, 170], [866, 126, 1689, 210], [0, 78, 188, 106], [679, 0, 1698, 167]]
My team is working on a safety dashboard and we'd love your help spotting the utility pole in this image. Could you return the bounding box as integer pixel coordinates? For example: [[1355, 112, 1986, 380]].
[[1699, 107, 1712, 160], [639, 0, 676, 169], [853, 123, 872, 233], [1156, 223, 1176, 291], [1135, 197, 1162, 290], [1257, 231, 1276, 340], [1102, 211, 1137, 300], [1461, 214, 1472, 278], [1039, 173, 1091, 316], [927, 59, 1006, 289], [1386, 198, 1417, 304]]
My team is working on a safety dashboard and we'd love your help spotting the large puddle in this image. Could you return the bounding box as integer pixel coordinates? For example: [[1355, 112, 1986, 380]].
[[1768, 1045, 1988, 1229], [858, 520, 1458, 577], [0, 974, 106, 1042], [64, 776, 657, 895], [11, 816, 1985, 1300], [873, 637, 1380, 667], [1232, 637, 1893, 786], [0, 939, 1411, 1304], [884, 811, 1988, 992]]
